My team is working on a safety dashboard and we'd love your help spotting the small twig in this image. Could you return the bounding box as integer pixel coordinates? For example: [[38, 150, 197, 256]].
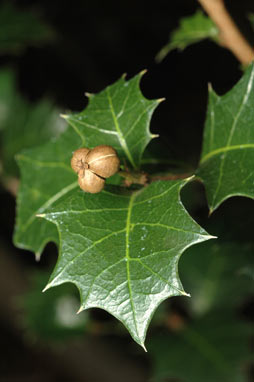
[[118, 170, 148, 186], [198, 0, 254, 65], [118, 170, 192, 186], [149, 172, 192, 182]]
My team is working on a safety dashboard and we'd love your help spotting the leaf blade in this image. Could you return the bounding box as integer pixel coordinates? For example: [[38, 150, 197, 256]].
[[14, 127, 81, 256], [42, 180, 213, 347], [64, 72, 160, 169], [14, 73, 159, 255], [197, 63, 254, 212]]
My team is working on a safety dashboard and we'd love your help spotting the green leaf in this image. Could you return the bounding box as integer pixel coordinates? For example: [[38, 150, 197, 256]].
[[156, 10, 218, 62], [0, 2, 54, 55], [196, 64, 254, 212], [181, 241, 254, 316], [20, 271, 89, 342], [0, 69, 65, 177], [14, 73, 160, 256], [14, 127, 80, 256], [149, 314, 252, 382], [40, 179, 212, 348], [64, 71, 160, 169]]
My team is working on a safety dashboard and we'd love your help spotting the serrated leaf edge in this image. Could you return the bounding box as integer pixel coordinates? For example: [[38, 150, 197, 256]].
[[41, 178, 215, 348], [63, 72, 161, 169], [199, 63, 254, 212]]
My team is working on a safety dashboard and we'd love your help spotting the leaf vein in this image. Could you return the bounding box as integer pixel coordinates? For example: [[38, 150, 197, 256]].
[[22, 181, 78, 232], [200, 143, 254, 164], [131, 258, 185, 295], [50, 228, 126, 285], [212, 68, 254, 205], [82, 258, 124, 307], [125, 191, 139, 338], [17, 155, 73, 172], [133, 222, 208, 236], [133, 182, 179, 205], [106, 87, 136, 168]]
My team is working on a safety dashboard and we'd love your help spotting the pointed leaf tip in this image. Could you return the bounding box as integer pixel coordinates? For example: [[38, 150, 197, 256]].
[[84, 92, 93, 98], [42, 283, 51, 293], [139, 68, 148, 77], [157, 97, 166, 103], [60, 113, 69, 120], [77, 306, 84, 314]]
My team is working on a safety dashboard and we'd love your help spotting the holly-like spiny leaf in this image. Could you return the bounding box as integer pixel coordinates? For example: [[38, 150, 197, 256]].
[[15, 71, 214, 347], [40, 179, 213, 348], [14, 72, 160, 257], [197, 63, 254, 212], [64, 71, 160, 169]]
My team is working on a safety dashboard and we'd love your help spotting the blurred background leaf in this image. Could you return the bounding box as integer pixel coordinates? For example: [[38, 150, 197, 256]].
[[149, 313, 252, 382], [19, 271, 89, 343], [0, 2, 55, 55], [180, 240, 254, 316], [156, 10, 219, 62], [0, 68, 66, 178]]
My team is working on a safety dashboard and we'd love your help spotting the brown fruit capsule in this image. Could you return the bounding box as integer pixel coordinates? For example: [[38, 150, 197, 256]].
[[78, 171, 105, 193], [71, 148, 90, 174], [71, 145, 120, 193], [86, 145, 120, 178]]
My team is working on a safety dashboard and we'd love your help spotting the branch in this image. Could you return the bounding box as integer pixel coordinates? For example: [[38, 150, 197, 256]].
[[198, 0, 254, 65], [118, 170, 192, 187]]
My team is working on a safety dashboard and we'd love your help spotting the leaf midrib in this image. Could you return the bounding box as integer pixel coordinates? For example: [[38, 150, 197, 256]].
[[125, 191, 139, 338], [106, 87, 137, 169]]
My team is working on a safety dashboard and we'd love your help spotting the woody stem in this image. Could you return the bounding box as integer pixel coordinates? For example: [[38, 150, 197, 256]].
[[198, 0, 254, 65]]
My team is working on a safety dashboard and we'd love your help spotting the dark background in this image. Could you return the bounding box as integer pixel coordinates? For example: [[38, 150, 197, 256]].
[[1, 0, 254, 381]]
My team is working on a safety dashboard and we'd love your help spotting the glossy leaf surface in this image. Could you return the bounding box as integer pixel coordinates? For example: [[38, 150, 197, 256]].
[[64, 72, 160, 169], [14, 74, 159, 256], [41, 180, 212, 348], [197, 64, 254, 212], [15, 73, 213, 346]]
